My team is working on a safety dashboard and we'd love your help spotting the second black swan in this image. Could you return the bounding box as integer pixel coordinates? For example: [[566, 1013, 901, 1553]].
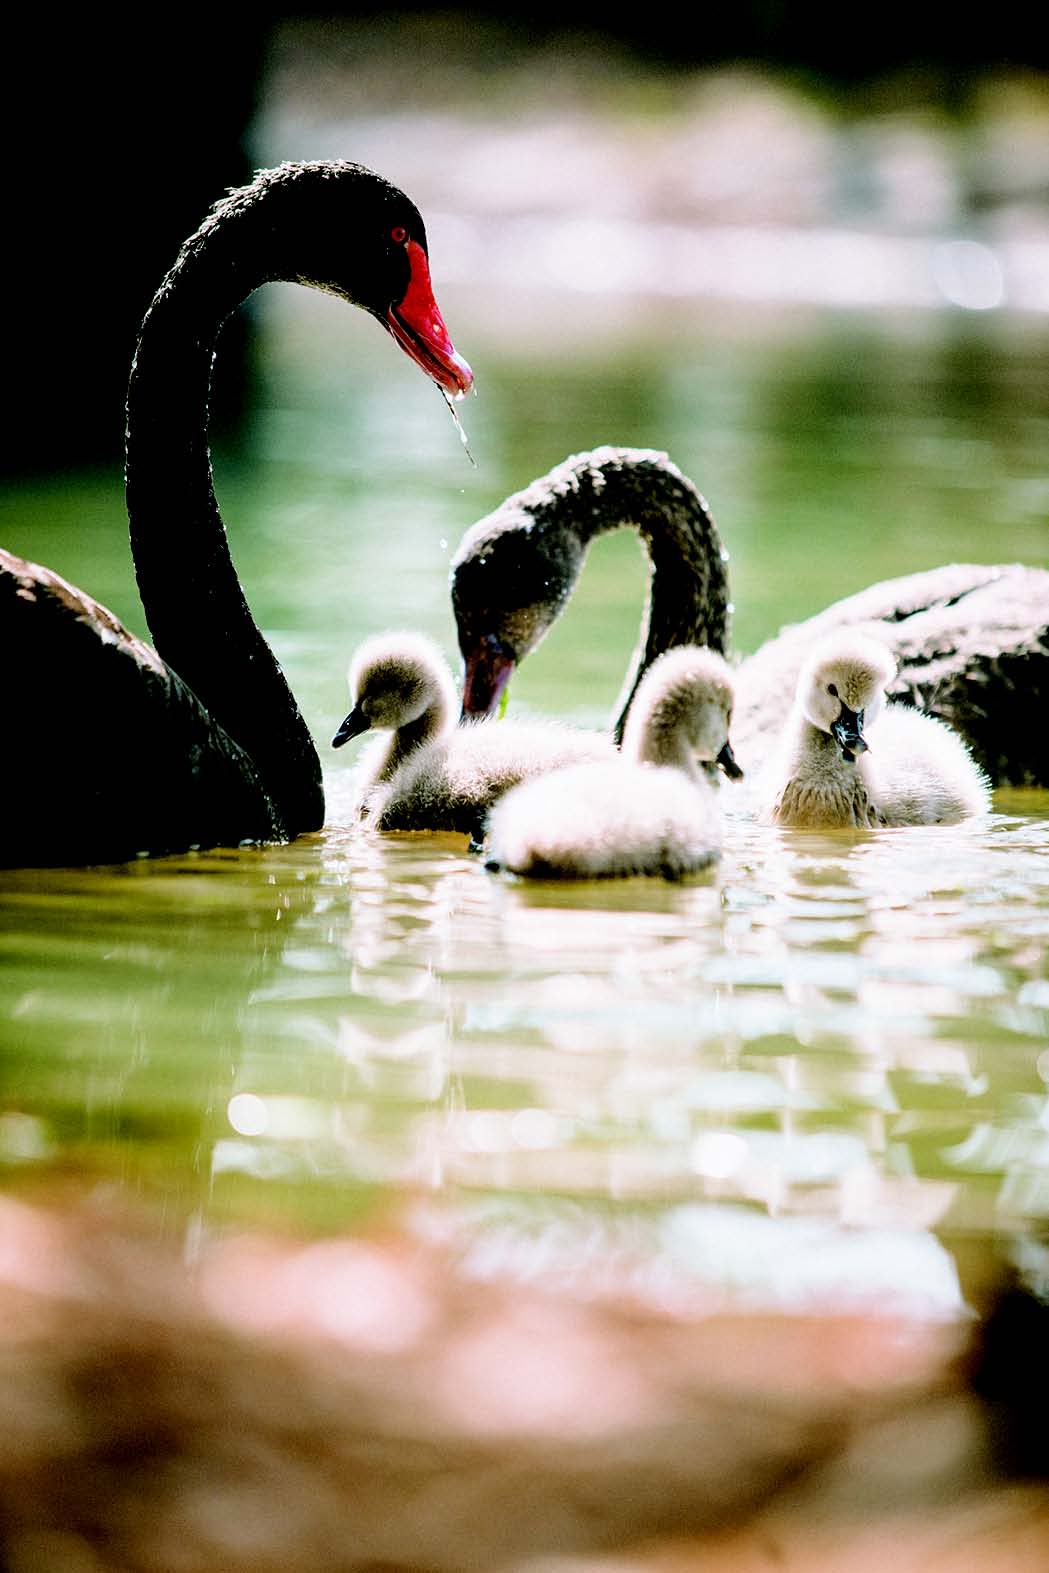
[[451, 447, 1049, 788]]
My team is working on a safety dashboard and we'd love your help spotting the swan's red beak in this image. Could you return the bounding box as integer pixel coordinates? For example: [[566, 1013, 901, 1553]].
[[387, 240, 473, 398], [460, 634, 516, 719]]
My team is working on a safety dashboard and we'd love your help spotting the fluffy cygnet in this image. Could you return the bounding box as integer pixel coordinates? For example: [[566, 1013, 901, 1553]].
[[333, 632, 616, 840], [766, 629, 991, 828], [332, 630, 458, 804], [485, 646, 742, 880]]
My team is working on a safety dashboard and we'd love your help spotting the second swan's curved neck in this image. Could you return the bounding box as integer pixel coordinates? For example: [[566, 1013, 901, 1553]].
[[542, 449, 731, 743], [125, 226, 323, 836]]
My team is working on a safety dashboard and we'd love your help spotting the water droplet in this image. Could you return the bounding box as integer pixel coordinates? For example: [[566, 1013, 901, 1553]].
[[441, 389, 477, 466]]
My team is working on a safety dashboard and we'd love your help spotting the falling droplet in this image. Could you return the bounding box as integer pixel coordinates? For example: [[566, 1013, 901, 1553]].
[[441, 388, 477, 466]]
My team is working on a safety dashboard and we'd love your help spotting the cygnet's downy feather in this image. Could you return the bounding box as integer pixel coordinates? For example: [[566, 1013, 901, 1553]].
[[486, 646, 742, 880], [333, 632, 615, 841], [765, 629, 991, 828], [332, 630, 458, 806]]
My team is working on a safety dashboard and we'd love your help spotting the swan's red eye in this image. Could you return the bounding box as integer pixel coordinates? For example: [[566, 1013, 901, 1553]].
[[390, 225, 408, 244]]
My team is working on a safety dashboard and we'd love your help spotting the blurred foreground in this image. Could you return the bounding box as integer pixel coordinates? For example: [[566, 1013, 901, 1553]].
[[1, 1192, 1047, 1572]]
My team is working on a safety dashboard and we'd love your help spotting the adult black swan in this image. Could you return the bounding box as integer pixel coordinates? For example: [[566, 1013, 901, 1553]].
[[451, 447, 1049, 788], [2, 161, 472, 868]]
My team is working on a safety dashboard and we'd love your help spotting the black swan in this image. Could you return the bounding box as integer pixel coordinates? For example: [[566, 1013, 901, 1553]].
[[451, 447, 1049, 788], [332, 629, 615, 840], [485, 645, 741, 880], [2, 160, 472, 869]]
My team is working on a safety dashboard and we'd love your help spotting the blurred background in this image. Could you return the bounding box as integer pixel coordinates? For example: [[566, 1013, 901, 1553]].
[[5, 5, 1048, 467]]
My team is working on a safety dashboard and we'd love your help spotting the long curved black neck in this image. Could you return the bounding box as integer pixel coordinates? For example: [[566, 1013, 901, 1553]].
[[125, 201, 324, 836], [531, 448, 730, 743]]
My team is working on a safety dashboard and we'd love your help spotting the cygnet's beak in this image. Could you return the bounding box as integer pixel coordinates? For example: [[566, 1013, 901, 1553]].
[[331, 704, 371, 749], [460, 633, 517, 719], [830, 704, 869, 764], [716, 740, 744, 780]]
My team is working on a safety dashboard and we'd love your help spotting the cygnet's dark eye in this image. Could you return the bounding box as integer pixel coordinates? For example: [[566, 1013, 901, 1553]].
[[390, 225, 408, 244], [827, 683, 838, 698]]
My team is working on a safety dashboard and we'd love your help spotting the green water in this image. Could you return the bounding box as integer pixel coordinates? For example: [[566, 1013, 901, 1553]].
[[2, 291, 1049, 1309]]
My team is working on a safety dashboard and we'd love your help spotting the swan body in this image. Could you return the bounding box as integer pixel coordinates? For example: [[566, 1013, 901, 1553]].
[[4, 160, 471, 868], [333, 635, 616, 841], [486, 646, 741, 880], [2, 550, 282, 865], [451, 449, 1049, 788], [765, 630, 991, 829]]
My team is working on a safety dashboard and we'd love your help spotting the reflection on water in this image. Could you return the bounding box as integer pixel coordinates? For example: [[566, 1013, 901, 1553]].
[[4, 775, 1049, 1306]]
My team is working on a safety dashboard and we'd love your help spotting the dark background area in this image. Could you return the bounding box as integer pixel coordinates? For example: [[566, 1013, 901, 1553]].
[[3, 6, 1046, 478], [4, 16, 268, 476]]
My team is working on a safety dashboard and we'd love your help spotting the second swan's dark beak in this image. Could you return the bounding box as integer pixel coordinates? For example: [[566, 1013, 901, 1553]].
[[831, 705, 869, 764], [460, 634, 517, 720], [717, 740, 744, 781], [331, 704, 371, 749]]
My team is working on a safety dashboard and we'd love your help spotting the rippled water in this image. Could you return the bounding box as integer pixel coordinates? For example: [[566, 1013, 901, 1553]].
[[4, 778, 1049, 1312], [3, 289, 1049, 1311]]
